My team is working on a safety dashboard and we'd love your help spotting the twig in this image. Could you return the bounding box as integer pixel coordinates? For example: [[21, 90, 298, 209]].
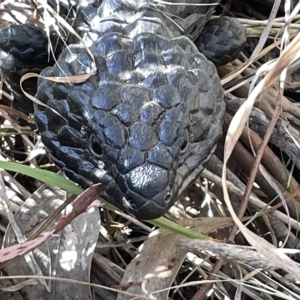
[[227, 94, 283, 242]]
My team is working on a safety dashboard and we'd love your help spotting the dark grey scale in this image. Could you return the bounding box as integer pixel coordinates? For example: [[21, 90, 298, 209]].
[[36, 82, 57, 105], [67, 90, 94, 120], [153, 85, 181, 109], [90, 20, 127, 36], [143, 70, 169, 89], [90, 56, 108, 77], [104, 122, 127, 149], [166, 68, 193, 97], [132, 37, 170, 67], [153, 0, 219, 19], [134, 50, 163, 69], [0, 25, 63, 114], [121, 70, 144, 85], [174, 36, 200, 55], [111, 103, 139, 126], [92, 83, 122, 110], [119, 168, 173, 214], [57, 126, 83, 148], [148, 143, 174, 170], [117, 145, 145, 174], [132, 33, 173, 53], [74, 81, 97, 95], [67, 113, 85, 132], [128, 122, 158, 151], [195, 16, 247, 66], [106, 50, 133, 75], [63, 167, 93, 189], [50, 46, 90, 78], [156, 105, 186, 147], [99, 146, 121, 170], [55, 146, 86, 169], [188, 69, 210, 92], [50, 61, 70, 78], [124, 163, 169, 199], [34, 110, 49, 133], [47, 99, 70, 120], [45, 103, 69, 134], [98, 71, 123, 85], [189, 110, 212, 141], [160, 45, 191, 69], [120, 85, 152, 110], [78, 160, 109, 184], [47, 151, 66, 170], [37, 67, 52, 85], [124, 13, 174, 39], [94, 33, 131, 57], [0, 25, 62, 70], [139, 101, 164, 126], [92, 109, 119, 129], [70, 55, 92, 75], [39, 131, 61, 155]]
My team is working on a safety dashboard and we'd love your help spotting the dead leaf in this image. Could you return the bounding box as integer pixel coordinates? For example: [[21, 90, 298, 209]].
[[1, 183, 101, 299]]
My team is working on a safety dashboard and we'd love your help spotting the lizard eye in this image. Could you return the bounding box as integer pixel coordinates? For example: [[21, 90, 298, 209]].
[[180, 130, 189, 152], [90, 134, 102, 156]]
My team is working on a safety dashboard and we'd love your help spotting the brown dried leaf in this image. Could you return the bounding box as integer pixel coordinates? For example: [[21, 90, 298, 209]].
[[1, 183, 101, 299], [20, 71, 94, 122], [117, 216, 239, 300], [117, 230, 186, 300], [222, 29, 300, 282]]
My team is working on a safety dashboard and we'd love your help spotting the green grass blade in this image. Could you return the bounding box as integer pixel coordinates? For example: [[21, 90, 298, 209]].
[[150, 218, 210, 240], [0, 161, 210, 239], [0, 161, 82, 195]]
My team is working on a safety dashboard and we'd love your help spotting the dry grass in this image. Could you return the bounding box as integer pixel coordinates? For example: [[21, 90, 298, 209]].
[[1, 0, 300, 299]]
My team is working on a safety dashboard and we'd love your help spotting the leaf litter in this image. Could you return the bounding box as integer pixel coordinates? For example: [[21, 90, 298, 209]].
[[1, 1, 300, 300]]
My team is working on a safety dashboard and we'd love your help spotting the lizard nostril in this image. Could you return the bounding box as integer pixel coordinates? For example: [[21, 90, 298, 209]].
[[164, 193, 171, 203], [125, 195, 138, 210]]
